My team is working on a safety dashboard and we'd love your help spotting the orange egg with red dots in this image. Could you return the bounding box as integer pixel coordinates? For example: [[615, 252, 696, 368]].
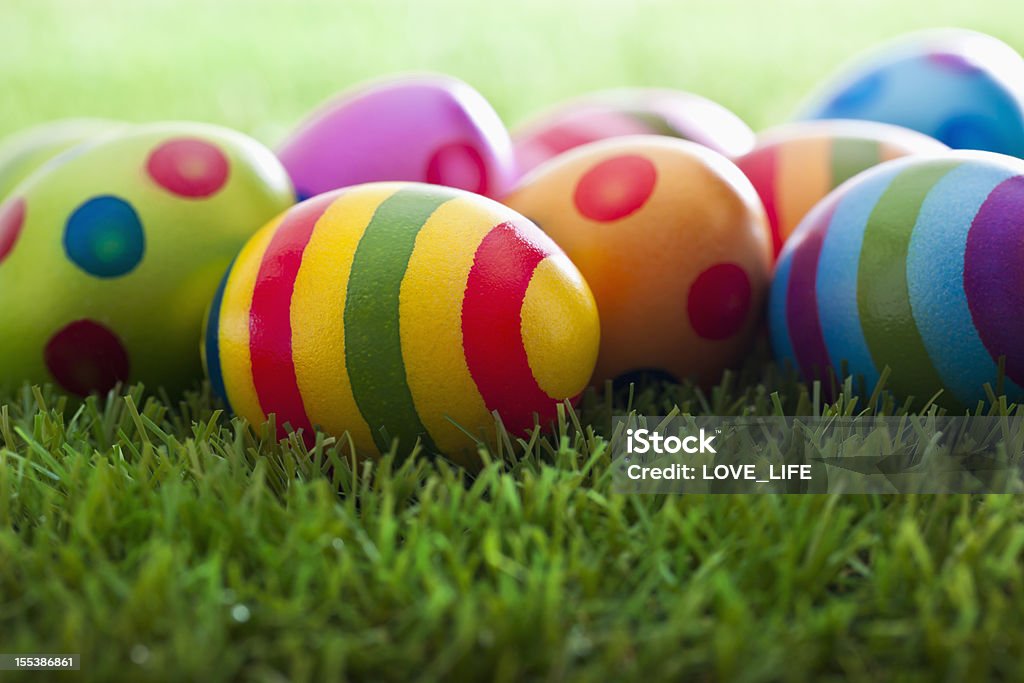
[[505, 135, 772, 386]]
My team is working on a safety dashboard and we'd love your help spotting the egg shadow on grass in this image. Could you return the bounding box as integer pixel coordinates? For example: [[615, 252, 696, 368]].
[[612, 368, 680, 392]]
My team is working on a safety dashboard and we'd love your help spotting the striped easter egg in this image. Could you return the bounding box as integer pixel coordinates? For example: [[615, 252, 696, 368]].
[[736, 120, 947, 256], [204, 182, 600, 464], [514, 88, 755, 177], [797, 29, 1024, 158], [771, 151, 1024, 408]]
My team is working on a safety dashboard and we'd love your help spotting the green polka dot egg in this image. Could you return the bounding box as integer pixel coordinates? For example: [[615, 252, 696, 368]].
[[0, 119, 125, 201], [0, 122, 294, 395]]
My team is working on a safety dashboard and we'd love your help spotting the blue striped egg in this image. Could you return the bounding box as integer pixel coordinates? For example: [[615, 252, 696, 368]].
[[771, 151, 1024, 407], [798, 30, 1024, 158]]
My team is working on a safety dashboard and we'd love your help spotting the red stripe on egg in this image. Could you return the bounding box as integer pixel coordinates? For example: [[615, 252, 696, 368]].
[[736, 146, 782, 256], [249, 195, 334, 444], [461, 222, 558, 436]]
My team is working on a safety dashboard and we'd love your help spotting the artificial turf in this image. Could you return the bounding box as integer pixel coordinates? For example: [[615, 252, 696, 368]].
[[4, 0, 1024, 681]]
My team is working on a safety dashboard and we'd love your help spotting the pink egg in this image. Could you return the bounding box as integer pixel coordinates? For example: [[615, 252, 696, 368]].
[[513, 88, 755, 176], [278, 74, 516, 199]]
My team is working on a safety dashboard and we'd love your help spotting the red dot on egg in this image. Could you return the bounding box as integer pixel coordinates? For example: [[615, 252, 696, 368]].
[[426, 142, 487, 194], [147, 138, 230, 198], [574, 154, 657, 222], [45, 319, 131, 396], [0, 197, 27, 265], [687, 263, 752, 340]]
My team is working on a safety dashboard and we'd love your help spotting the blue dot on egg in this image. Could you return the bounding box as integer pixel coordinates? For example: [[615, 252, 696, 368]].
[[821, 69, 886, 117], [937, 114, 1004, 152], [64, 195, 145, 278]]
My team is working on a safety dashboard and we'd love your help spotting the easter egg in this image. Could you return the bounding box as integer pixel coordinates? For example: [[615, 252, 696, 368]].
[[798, 29, 1024, 157], [770, 151, 1024, 408], [0, 123, 294, 396], [736, 120, 947, 255], [204, 182, 599, 463], [0, 119, 124, 201], [505, 136, 771, 386], [278, 75, 515, 200], [514, 88, 755, 176]]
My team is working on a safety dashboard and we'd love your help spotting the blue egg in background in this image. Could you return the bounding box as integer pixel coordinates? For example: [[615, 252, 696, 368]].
[[797, 29, 1024, 158]]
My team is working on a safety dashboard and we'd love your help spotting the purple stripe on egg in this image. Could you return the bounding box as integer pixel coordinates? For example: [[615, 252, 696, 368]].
[[927, 52, 983, 75], [906, 161, 1018, 405], [964, 175, 1024, 386], [768, 246, 797, 370], [786, 203, 836, 381]]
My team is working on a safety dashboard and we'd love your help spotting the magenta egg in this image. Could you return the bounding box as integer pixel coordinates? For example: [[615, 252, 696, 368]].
[[278, 74, 516, 200]]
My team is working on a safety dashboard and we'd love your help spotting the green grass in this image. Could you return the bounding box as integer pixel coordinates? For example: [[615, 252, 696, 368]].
[[4, 374, 1024, 682], [4, 0, 1024, 681]]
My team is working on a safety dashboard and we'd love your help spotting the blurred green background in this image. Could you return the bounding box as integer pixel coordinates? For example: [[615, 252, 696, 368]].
[[4, 0, 1024, 145]]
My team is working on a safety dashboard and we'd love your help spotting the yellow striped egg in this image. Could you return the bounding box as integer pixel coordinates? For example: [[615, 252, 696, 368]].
[[204, 182, 600, 465]]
